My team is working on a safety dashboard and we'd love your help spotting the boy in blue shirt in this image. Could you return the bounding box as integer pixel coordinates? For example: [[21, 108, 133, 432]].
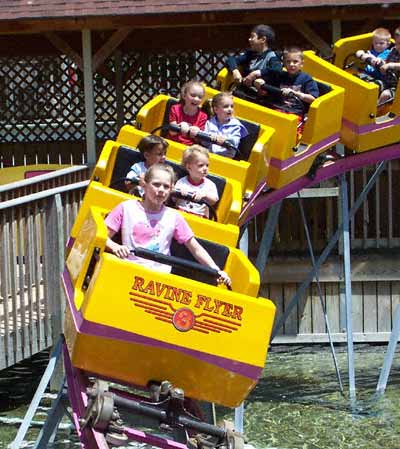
[[254, 46, 319, 131], [355, 28, 391, 82], [378, 26, 400, 106]]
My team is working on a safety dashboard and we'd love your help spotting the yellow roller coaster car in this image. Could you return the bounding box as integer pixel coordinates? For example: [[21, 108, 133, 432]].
[[216, 69, 344, 188], [303, 42, 400, 153], [130, 92, 274, 195], [63, 202, 276, 408], [69, 148, 240, 272], [0, 164, 72, 184], [87, 138, 242, 229]]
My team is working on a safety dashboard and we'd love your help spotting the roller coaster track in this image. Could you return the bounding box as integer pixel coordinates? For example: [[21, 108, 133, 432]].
[[239, 142, 400, 226]]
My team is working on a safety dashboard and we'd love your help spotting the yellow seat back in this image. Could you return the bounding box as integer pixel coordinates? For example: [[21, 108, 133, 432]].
[[333, 33, 374, 71], [132, 94, 274, 194]]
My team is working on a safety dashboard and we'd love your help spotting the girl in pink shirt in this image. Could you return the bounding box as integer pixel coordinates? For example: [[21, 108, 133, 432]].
[[105, 164, 230, 285]]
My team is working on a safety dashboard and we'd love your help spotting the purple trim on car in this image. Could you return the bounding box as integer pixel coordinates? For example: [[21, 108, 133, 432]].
[[66, 236, 75, 248], [241, 142, 400, 224], [342, 116, 400, 135], [269, 133, 340, 170], [63, 341, 109, 448], [62, 269, 262, 381]]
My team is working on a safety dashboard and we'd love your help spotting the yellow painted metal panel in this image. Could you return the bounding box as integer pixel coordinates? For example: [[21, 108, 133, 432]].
[[118, 125, 251, 192], [64, 206, 276, 407], [70, 182, 239, 248], [333, 33, 374, 72], [0, 164, 72, 184], [132, 93, 275, 194], [96, 135, 242, 226], [303, 49, 378, 128], [67, 328, 259, 407], [215, 67, 343, 188], [81, 256, 273, 366], [304, 47, 400, 152]]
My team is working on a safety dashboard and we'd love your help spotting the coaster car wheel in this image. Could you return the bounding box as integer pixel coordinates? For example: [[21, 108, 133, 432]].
[[187, 420, 244, 449], [221, 420, 245, 449], [84, 380, 115, 431]]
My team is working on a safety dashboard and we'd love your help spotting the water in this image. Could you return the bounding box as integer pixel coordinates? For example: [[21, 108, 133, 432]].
[[217, 344, 400, 449], [1, 344, 399, 449]]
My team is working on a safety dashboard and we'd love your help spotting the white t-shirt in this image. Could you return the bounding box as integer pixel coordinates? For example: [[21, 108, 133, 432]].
[[105, 200, 194, 272], [126, 162, 146, 196], [174, 176, 219, 218], [126, 161, 146, 179]]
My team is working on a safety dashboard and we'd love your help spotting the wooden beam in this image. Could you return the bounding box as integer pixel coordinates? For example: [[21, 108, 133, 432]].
[[92, 27, 132, 71], [1, 6, 400, 35], [122, 54, 150, 85], [287, 187, 339, 198], [357, 18, 380, 34], [262, 255, 400, 283], [331, 19, 342, 44], [44, 31, 83, 69], [273, 332, 392, 344], [95, 66, 115, 84], [115, 50, 124, 129], [82, 29, 96, 166], [45, 30, 115, 83], [292, 21, 332, 57]]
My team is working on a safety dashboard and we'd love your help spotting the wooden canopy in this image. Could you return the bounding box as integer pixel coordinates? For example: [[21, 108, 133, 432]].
[[0, 1, 398, 34]]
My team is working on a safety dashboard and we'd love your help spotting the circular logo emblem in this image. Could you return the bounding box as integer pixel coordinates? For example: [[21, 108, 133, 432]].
[[172, 308, 195, 332]]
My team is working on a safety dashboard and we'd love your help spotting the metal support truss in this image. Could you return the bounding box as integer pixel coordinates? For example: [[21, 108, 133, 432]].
[[10, 336, 65, 449], [235, 177, 387, 427]]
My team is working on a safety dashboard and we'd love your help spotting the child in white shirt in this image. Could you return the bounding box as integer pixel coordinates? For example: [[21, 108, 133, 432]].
[[125, 134, 168, 195], [174, 145, 219, 219]]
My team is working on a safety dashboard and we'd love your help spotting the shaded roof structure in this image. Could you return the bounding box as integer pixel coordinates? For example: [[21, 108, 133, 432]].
[[1, 1, 399, 33], [1, 0, 391, 18]]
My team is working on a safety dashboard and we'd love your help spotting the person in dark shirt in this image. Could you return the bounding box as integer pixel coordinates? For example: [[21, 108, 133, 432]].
[[254, 46, 319, 132], [225, 24, 282, 102]]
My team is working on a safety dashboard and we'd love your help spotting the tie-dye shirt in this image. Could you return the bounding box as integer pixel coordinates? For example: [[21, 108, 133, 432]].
[[105, 200, 193, 272]]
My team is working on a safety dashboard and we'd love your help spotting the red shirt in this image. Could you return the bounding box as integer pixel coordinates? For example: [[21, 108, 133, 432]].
[[168, 104, 208, 145]]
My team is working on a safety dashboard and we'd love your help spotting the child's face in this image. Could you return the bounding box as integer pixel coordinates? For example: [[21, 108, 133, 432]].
[[284, 52, 303, 75], [144, 144, 166, 167], [186, 154, 209, 182], [143, 169, 172, 209], [182, 85, 204, 109], [248, 32, 266, 52], [214, 96, 234, 123], [372, 36, 390, 53]]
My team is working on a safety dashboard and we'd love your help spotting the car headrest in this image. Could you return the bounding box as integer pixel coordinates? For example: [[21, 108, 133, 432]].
[[170, 237, 229, 285], [110, 145, 144, 190], [235, 118, 260, 161]]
